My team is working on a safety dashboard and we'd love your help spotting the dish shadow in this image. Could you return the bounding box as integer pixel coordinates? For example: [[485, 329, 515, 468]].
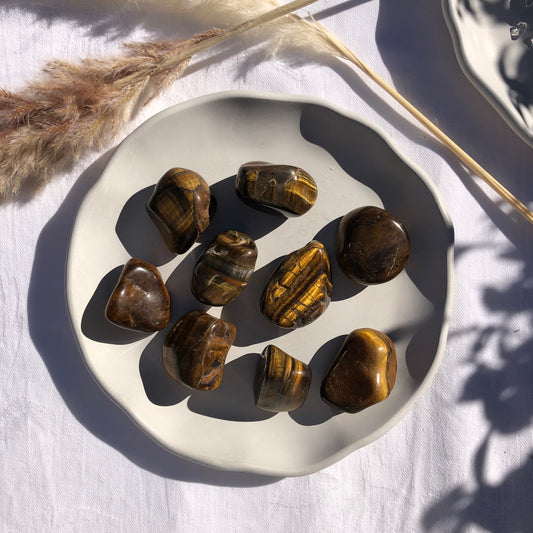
[[27, 152, 281, 485]]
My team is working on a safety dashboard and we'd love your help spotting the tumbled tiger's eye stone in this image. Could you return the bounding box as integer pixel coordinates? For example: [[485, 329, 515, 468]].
[[105, 258, 170, 332], [254, 345, 312, 412], [336, 206, 410, 285], [191, 230, 258, 306], [261, 240, 332, 328], [235, 161, 318, 215], [163, 310, 236, 391], [321, 328, 397, 413], [146, 167, 215, 254]]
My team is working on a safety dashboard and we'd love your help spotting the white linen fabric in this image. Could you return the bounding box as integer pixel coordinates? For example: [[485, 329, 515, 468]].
[[1, 1, 531, 532]]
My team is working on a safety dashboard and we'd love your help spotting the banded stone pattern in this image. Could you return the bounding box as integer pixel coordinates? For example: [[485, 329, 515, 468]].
[[146, 167, 214, 254], [261, 240, 332, 328], [191, 230, 257, 306], [163, 310, 237, 391], [235, 161, 318, 215], [254, 345, 311, 412]]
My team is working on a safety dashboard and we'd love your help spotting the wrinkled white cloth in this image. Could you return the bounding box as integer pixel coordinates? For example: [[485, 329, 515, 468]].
[[1, 1, 532, 532]]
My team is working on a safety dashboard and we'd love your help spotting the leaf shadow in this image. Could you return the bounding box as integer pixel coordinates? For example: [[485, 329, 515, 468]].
[[421, 242, 533, 531]]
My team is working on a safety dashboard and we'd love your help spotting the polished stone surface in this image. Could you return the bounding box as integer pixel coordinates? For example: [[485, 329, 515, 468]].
[[105, 258, 170, 332], [163, 310, 237, 391], [235, 161, 318, 215], [191, 230, 258, 306], [336, 206, 410, 285], [146, 167, 215, 254], [254, 345, 311, 412], [321, 328, 397, 413], [261, 240, 332, 328]]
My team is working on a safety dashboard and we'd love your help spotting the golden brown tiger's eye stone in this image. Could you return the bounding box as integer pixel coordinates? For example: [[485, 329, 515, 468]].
[[146, 167, 215, 254], [336, 206, 410, 285], [105, 258, 170, 332], [260, 240, 332, 328], [321, 328, 397, 413], [163, 310, 236, 391], [235, 161, 318, 215], [191, 230, 258, 306], [254, 345, 311, 412]]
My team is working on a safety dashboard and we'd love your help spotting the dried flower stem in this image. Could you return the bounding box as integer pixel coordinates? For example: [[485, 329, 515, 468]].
[[0, 0, 319, 200], [310, 21, 533, 224], [2, 0, 531, 224], [125, 0, 320, 83]]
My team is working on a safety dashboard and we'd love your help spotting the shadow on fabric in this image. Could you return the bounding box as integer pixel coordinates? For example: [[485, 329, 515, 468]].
[[375, 4, 533, 531], [422, 237, 533, 533], [0, 0, 208, 39]]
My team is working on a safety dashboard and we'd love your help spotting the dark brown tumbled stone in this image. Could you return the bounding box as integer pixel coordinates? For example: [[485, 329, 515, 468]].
[[336, 206, 410, 285], [321, 328, 397, 413], [235, 161, 318, 215], [254, 345, 311, 412], [105, 258, 170, 332], [260, 240, 332, 328], [163, 310, 236, 391], [191, 230, 258, 306], [146, 167, 215, 254]]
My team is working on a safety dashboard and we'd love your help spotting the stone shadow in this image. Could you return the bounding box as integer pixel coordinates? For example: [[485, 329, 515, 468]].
[[139, 328, 191, 407], [221, 257, 291, 348], [115, 185, 175, 267], [289, 335, 344, 426], [27, 152, 281, 485], [197, 174, 287, 246], [186, 353, 276, 422], [313, 217, 367, 302]]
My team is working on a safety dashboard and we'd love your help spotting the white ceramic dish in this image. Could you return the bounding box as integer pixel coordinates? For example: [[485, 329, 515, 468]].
[[66, 91, 454, 477], [443, 0, 533, 146]]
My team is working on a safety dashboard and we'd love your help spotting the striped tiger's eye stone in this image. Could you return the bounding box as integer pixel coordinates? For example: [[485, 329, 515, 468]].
[[254, 345, 311, 412], [146, 167, 215, 254], [336, 206, 410, 285], [235, 161, 318, 215], [105, 258, 170, 332], [191, 230, 258, 306], [260, 240, 332, 328], [321, 328, 397, 413], [163, 310, 236, 391]]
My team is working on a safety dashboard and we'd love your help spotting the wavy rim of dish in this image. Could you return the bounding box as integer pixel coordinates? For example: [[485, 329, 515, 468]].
[[441, 0, 533, 147], [66, 90, 455, 477]]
